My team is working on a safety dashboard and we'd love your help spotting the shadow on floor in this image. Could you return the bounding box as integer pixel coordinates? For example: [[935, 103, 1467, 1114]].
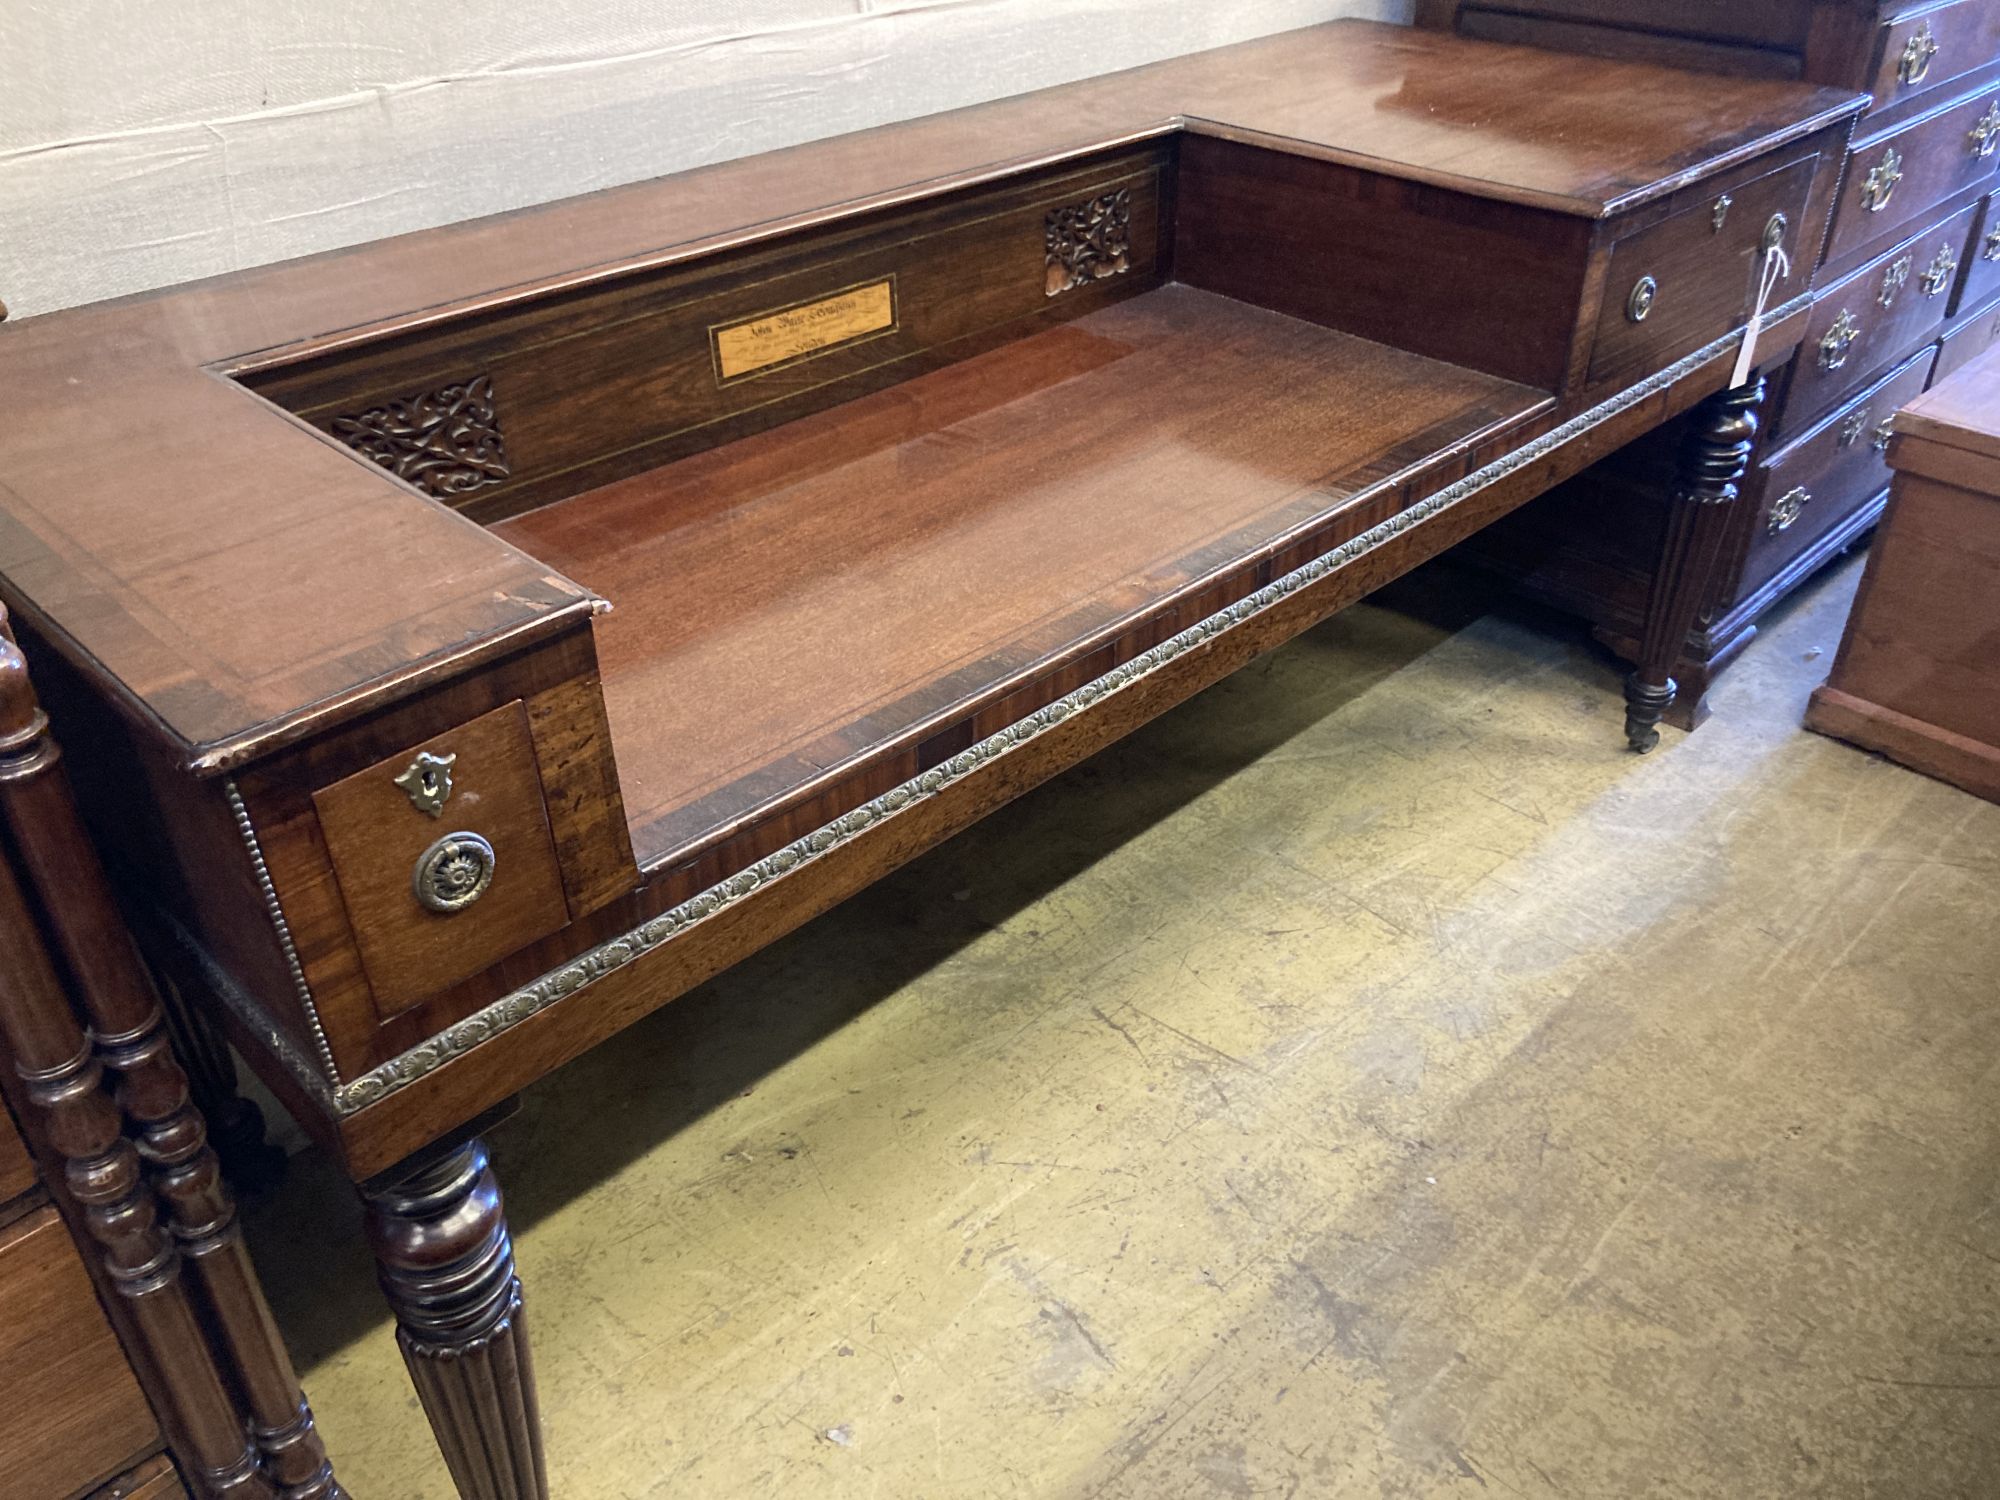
[[242, 557, 1614, 1369]]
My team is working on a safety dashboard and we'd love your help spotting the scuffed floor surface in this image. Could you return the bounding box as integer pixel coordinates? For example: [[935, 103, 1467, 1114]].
[[249, 553, 2000, 1498]]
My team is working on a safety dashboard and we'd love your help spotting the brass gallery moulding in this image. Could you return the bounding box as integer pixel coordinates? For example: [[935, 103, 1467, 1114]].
[[329, 373, 510, 500], [1046, 189, 1132, 296], [201, 305, 1808, 1120]]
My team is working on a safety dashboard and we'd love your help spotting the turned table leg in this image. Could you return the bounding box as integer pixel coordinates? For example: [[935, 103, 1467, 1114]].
[[1625, 375, 1766, 752], [362, 1137, 547, 1500]]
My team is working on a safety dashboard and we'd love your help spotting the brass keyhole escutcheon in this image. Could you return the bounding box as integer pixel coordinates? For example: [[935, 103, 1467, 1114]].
[[394, 749, 458, 817], [1711, 194, 1733, 232], [1860, 147, 1903, 214], [1840, 409, 1870, 448], [1985, 226, 2000, 264], [1768, 486, 1810, 536], [1627, 275, 1658, 323], [1899, 19, 1939, 86], [413, 831, 496, 914]]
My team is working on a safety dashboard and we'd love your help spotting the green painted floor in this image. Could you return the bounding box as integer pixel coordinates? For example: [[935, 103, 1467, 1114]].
[[248, 552, 2000, 1498]]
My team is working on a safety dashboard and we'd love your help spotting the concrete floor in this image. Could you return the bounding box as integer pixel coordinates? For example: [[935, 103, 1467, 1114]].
[[247, 553, 2000, 1499]]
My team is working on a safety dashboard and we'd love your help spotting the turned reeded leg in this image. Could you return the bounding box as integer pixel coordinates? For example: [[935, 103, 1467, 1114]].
[[1625, 376, 1766, 752], [363, 1138, 547, 1500]]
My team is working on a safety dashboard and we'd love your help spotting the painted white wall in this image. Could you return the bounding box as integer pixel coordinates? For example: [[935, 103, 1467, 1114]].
[[0, 1, 1412, 320]]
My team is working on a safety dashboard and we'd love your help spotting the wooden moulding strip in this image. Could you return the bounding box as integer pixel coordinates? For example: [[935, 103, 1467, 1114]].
[[191, 299, 1810, 1136]]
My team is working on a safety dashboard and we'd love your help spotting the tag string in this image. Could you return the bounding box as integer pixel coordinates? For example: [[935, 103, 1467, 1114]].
[[1731, 241, 1793, 390]]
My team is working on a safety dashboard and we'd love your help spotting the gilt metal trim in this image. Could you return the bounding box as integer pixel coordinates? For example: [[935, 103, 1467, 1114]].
[[224, 780, 342, 1085], [202, 308, 1807, 1118]]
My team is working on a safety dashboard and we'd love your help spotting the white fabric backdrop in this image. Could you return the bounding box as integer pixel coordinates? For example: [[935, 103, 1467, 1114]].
[[0, 0, 1410, 318]]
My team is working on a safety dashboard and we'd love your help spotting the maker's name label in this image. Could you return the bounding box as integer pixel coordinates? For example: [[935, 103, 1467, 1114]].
[[711, 278, 897, 383]]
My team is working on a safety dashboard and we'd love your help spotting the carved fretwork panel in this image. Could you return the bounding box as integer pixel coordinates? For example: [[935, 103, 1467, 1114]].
[[1045, 189, 1132, 296], [330, 374, 510, 499]]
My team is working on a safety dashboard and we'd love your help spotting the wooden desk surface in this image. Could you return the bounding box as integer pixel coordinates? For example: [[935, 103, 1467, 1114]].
[[495, 285, 1545, 869], [0, 20, 1859, 775]]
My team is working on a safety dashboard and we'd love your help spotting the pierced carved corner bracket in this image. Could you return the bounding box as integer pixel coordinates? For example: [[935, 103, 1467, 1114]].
[[1045, 189, 1132, 296], [329, 373, 510, 499]]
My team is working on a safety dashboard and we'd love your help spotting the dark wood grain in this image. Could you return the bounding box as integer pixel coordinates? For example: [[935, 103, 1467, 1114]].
[[0, 608, 342, 1500], [1172, 135, 1591, 390], [340, 313, 1806, 1179], [361, 1137, 546, 1500], [0, 20, 1864, 781], [1739, 342, 1934, 593], [1954, 190, 2000, 310], [0, 1207, 163, 1499], [1821, 81, 2000, 270], [496, 284, 1547, 870], [1446, 0, 1994, 725], [312, 700, 568, 1021], [1780, 198, 1980, 434], [0, 1095, 34, 1205], [1623, 376, 1766, 750]]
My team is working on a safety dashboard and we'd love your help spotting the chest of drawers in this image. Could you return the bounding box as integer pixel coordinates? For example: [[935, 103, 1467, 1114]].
[[1423, 0, 2000, 725]]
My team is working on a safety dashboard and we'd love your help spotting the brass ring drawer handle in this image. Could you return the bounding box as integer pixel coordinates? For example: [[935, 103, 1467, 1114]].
[[414, 831, 496, 913], [1860, 147, 1903, 214], [1920, 243, 1960, 298], [1819, 309, 1861, 371], [1899, 20, 1939, 86], [1768, 486, 1810, 536], [1626, 275, 1658, 323], [1973, 102, 2000, 160]]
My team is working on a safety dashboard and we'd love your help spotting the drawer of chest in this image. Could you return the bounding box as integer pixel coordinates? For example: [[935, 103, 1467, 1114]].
[[1782, 199, 1978, 435], [1588, 154, 1818, 390], [0, 1207, 160, 1497], [1744, 347, 1935, 597], [311, 698, 571, 1021], [0, 1100, 33, 1205], [1825, 83, 2000, 268], [1863, 0, 2000, 113], [1937, 290, 2000, 377], [1955, 191, 2000, 312]]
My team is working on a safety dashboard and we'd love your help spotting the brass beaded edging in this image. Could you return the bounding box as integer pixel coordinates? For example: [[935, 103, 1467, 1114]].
[[202, 303, 1809, 1118], [223, 779, 344, 1085]]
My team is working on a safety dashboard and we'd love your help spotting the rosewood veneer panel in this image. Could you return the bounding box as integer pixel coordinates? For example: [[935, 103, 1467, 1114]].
[[496, 285, 1545, 867]]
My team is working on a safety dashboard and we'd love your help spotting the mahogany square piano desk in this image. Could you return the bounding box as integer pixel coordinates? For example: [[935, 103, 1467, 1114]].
[[0, 21, 1866, 1498]]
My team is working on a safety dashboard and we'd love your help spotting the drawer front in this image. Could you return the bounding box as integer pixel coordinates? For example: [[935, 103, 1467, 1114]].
[[1589, 154, 1818, 389], [1744, 348, 1935, 596], [1783, 200, 1979, 433], [1936, 291, 2000, 377], [1955, 191, 2000, 312], [312, 698, 570, 1021], [1825, 85, 2000, 268], [1864, 0, 2000, 112], [0, 1207, 160, 1498]]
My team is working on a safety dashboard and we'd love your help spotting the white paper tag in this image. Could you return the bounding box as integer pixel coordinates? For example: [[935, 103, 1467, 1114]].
[[1731, 242, 1792, 389]]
